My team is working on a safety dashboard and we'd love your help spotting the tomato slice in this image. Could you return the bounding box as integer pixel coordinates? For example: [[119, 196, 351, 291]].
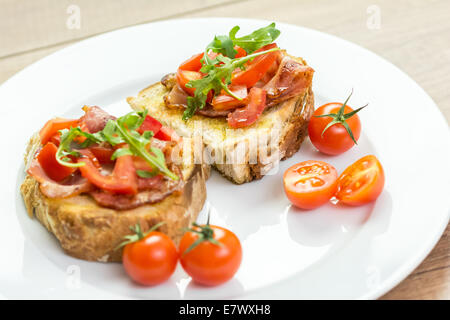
[[176, 69, 203, 96], [39, 118, 79, 145], [211, 85, 248, 111], [137, 115, 162, 135], [154, 126, 181, 142], [231, 43, 278, 87], [234, 46, 247, 58], [336, 155, 385, 206], [283, 160, 338, 210], [78, 154, 138, 194], [227, 87, 266, 128], [37, 142, 75, 181], [86, 146, 114, 164], [179, 52, 204, 72]]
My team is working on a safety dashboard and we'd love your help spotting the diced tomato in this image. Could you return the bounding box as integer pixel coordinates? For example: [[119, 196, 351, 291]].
[[49, 133, 61, 146], [89, 145, 115, 164], [78, 154, 138, 194], [176, 69, 204, 96], [77, 148, 101, 168], [154, 126, 181, 142], [39, 118, 79, 145], [227, 87, 267, 128], [231, 43, 279, 88], [138, 115, 162, 135], [234, 46, 247, 58], [179, 53, 204, 72], [212, 85, 248, 111], [37, 142, 75, 181]]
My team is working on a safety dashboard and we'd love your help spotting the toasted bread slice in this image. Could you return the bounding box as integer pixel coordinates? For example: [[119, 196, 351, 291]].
[[127, 58, 314, 184], [20, 134, 209, 262]]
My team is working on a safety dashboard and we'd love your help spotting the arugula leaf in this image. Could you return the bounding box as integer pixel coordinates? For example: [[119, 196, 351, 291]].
[[183, 47, 280, 119], [136, 170, 158, 178], [229, 23, 280, 54], [56, 127, 102, 168]]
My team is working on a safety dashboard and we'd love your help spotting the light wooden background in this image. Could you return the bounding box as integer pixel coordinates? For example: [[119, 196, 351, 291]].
[[0, 0, 448, 299]]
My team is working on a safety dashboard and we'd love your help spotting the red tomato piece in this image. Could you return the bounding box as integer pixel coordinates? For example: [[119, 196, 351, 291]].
[[336, 155, 385, 206], [39, 118, 79, 145], [227, 87, 266, 128], [283, 160, 338, 210], [231, 43, 279, 87], [37, 142, 75, 181], [211, 85, 248, 111], [137, 115, 162, 135]]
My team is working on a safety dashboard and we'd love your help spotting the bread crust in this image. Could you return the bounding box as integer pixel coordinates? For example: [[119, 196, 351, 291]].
[[20, 136, 209, 262]]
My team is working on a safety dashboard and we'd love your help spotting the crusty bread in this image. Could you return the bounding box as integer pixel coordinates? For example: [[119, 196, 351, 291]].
[[20, 134, 209, 262], [127, 59, 314, 184]]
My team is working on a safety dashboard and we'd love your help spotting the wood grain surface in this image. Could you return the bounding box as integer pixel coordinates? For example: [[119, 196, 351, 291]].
[[0, 0, 448, 299]]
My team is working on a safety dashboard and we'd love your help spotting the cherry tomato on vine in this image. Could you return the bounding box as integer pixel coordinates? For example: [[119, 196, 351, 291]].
[[179, 220, 242, 286], [120, 223, 178, 286], [308, 90, 367, 155]]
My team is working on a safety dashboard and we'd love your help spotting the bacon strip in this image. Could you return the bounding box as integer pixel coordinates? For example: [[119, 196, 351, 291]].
[[263, 56, 314, 106], [79, 106, 116, 133], [28, 159, 93, 198]]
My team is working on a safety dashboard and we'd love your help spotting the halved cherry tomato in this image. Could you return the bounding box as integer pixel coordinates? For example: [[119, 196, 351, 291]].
[[231, 43, 279, 87], [211, 85, 248, 111], [39, 118, 79, 145], [122, 226, 178, 286], [137, 115, 162, 135], [336, 155, 384, 206], [37, 142, 75, 181], [78, 154, 138, 194], [176, 69, 203, 96], [154, 126, 181, 142], [87, 145, 114, 164], [308, 102, 362, 156], [227, 87, 266, 128], [179, 224, 242, 286], [283, 160, 338, 210]]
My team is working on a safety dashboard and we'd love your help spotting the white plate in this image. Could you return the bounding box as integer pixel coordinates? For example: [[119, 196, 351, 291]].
[[0, 18, 448, 300]]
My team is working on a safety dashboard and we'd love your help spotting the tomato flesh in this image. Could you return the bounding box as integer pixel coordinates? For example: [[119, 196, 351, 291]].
[[138, 115, 162, 135], [78, 154, 138, 194], [89, 145, 114, 164], [154, 126, 180, 142], [37, 142, 75, 181], [231, 43, 279, 87], [179, 225, 242, 286], [212, 85, 248, 111], [39, 118, 79, 145], [283, 160, 338, 210], [308, 103, 361, 155], [227, 87, 266, 128], [176, 69, 204, 96], [123, 231, 178, 286], [336, 155, 384, 206]]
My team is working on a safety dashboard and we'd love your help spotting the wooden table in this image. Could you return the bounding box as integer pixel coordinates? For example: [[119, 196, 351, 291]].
[[1, 0, 448, 299]]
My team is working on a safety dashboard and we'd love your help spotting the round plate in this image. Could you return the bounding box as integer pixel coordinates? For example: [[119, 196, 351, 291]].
[[0, 18, 448, 299]]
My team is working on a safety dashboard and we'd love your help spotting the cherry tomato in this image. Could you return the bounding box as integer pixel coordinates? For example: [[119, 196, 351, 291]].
[[336, 155, 385, 206], [283, 160, 338, 210], [122, 226, 178, 286], [308, 92, 366, 155], [227, 87, 266, 128], [179, 224, 242, 286], [37, 142, 75, 181]]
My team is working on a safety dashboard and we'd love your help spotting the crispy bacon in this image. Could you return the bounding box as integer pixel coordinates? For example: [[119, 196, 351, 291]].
[[90, 165, 184, 210], [263, 56, 314, 106], [79, 106, 116, 133], [28, 159, 93, 198]]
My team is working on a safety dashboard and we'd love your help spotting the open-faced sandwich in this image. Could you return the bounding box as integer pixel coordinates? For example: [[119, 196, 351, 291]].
[[20, 106, 209, 262], [127, 23, 315, 184]]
